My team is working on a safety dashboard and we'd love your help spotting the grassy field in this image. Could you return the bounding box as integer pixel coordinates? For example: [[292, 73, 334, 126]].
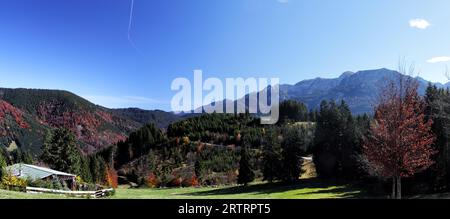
[[0, 189, 74, 199], [0, 178, 365, 199], [113, 181, 363, 199]]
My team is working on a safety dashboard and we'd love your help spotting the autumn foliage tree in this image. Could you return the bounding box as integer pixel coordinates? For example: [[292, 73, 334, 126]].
[[105, 165, 118, 189], [363, 76, 436, 199]]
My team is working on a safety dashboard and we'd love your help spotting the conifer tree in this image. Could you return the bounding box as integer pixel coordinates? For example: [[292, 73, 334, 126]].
[[238, 146, 255, 186], [262, 128, 283, 182], [40, 128, 82, 175], [281, 127, 305, 182]]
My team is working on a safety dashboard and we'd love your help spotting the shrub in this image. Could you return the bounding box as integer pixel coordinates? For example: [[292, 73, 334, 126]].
[[52, 180, 64, 190], [145, 173, 159, 188], [105, 189, 115, 197], [1, 173, 27, 191], [168, 176, 183, 187], [159, 173, 175, 187], [77, 182, 97, 191], [201, 171, 237, 186], [27, 178, 54, 189], [181, 175, 199, 187], [182, 137, 190, 145]]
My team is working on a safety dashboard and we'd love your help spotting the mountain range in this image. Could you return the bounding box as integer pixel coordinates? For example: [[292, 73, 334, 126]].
[[279, 68, 449, 114], [0, 68, 447, 155]]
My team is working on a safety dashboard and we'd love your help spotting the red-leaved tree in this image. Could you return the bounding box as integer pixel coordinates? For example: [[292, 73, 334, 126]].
[[363, 76, 436, 199], [105, 166, 118, 189]]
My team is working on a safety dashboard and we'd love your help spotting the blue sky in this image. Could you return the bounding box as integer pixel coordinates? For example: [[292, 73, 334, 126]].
[[1, 0, 450, 110]]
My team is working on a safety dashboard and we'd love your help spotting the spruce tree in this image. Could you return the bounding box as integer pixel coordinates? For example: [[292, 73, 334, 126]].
[[313, 100, 361, 178], [40, 128, 82, 175], [281, 127, 305, 182], [80, 156, 93, 183], [90, 155, 106, 184], [262, 128, 283, 182], [237, 146, 254, 186], [194, 159, 202, 179]]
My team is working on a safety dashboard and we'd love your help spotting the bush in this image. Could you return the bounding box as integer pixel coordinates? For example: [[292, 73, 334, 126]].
[[201, 171, 237, 186], [181, 175, 199, 187], [1, 173, 27, 191], [105, 189, 116, 197], [168, 177, 183, 187], [77, 182, 97, 191], [145, 173, 159, 188], [27, 178, 54, 189], [52, 180, 64, 190], [158, 173, 176, 187]]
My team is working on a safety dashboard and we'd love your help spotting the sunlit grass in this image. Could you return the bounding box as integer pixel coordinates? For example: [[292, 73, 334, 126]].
[[0, 189, 76, 199], [0, 179, 365, 199], [112, 179, 364, 199]]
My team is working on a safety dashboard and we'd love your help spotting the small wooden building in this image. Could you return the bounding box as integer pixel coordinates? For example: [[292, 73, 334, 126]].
[[5, 164, 76, 189]]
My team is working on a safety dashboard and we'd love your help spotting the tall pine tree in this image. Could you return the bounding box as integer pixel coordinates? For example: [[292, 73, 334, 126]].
[[40, 128, 82, 175], [313, 100, 361, 178], [281, 127, 306, 182], [262, 128, 283, 182], [238, 146, 255, 186]]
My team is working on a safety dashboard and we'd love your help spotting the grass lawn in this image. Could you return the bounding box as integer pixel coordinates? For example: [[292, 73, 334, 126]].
[[0, 189, 75, 199], [0, 179, 365, 199], [113, 179, 365, 199]]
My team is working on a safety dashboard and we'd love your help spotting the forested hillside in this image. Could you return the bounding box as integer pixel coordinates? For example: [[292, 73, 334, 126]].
[[108, 101, 316, 188], [111, 108, 181, 129], [0, 88, 178, 154]]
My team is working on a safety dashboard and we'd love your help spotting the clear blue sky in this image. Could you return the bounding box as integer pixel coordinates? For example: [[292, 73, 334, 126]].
[[1, 0, 450, 110]]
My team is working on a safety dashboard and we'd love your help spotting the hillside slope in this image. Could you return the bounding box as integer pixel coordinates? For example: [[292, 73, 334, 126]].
[[0, 88, 178, 154], [110, 108, 180, 129]]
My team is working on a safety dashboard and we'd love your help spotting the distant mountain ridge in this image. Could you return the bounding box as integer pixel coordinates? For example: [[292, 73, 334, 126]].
[[110, 108, 180, 129], [279, 68, 449, 114], [0, 88, 180, 154], [204, 68, 449, 115]]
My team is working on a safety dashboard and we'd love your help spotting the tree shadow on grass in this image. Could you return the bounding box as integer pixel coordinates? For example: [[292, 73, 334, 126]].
[[181, 178, 365, 199], [295, 185, 367, 199]]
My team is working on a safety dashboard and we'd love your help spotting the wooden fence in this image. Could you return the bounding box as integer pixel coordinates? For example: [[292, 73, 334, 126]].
[[26, 186, 114, 198]]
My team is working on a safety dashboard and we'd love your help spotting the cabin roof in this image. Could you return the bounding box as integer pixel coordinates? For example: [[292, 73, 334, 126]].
[[5, 164, 76, 180]]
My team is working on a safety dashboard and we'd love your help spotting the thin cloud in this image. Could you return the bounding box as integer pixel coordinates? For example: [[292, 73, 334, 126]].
[[277, 0, 289, 3], [409, 18, 431, 29], [427, 57, 450, 64]]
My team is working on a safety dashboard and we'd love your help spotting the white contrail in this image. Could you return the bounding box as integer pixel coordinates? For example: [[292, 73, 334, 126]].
[[127, 0, 140, 53], [128, 0, 134, 40]]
